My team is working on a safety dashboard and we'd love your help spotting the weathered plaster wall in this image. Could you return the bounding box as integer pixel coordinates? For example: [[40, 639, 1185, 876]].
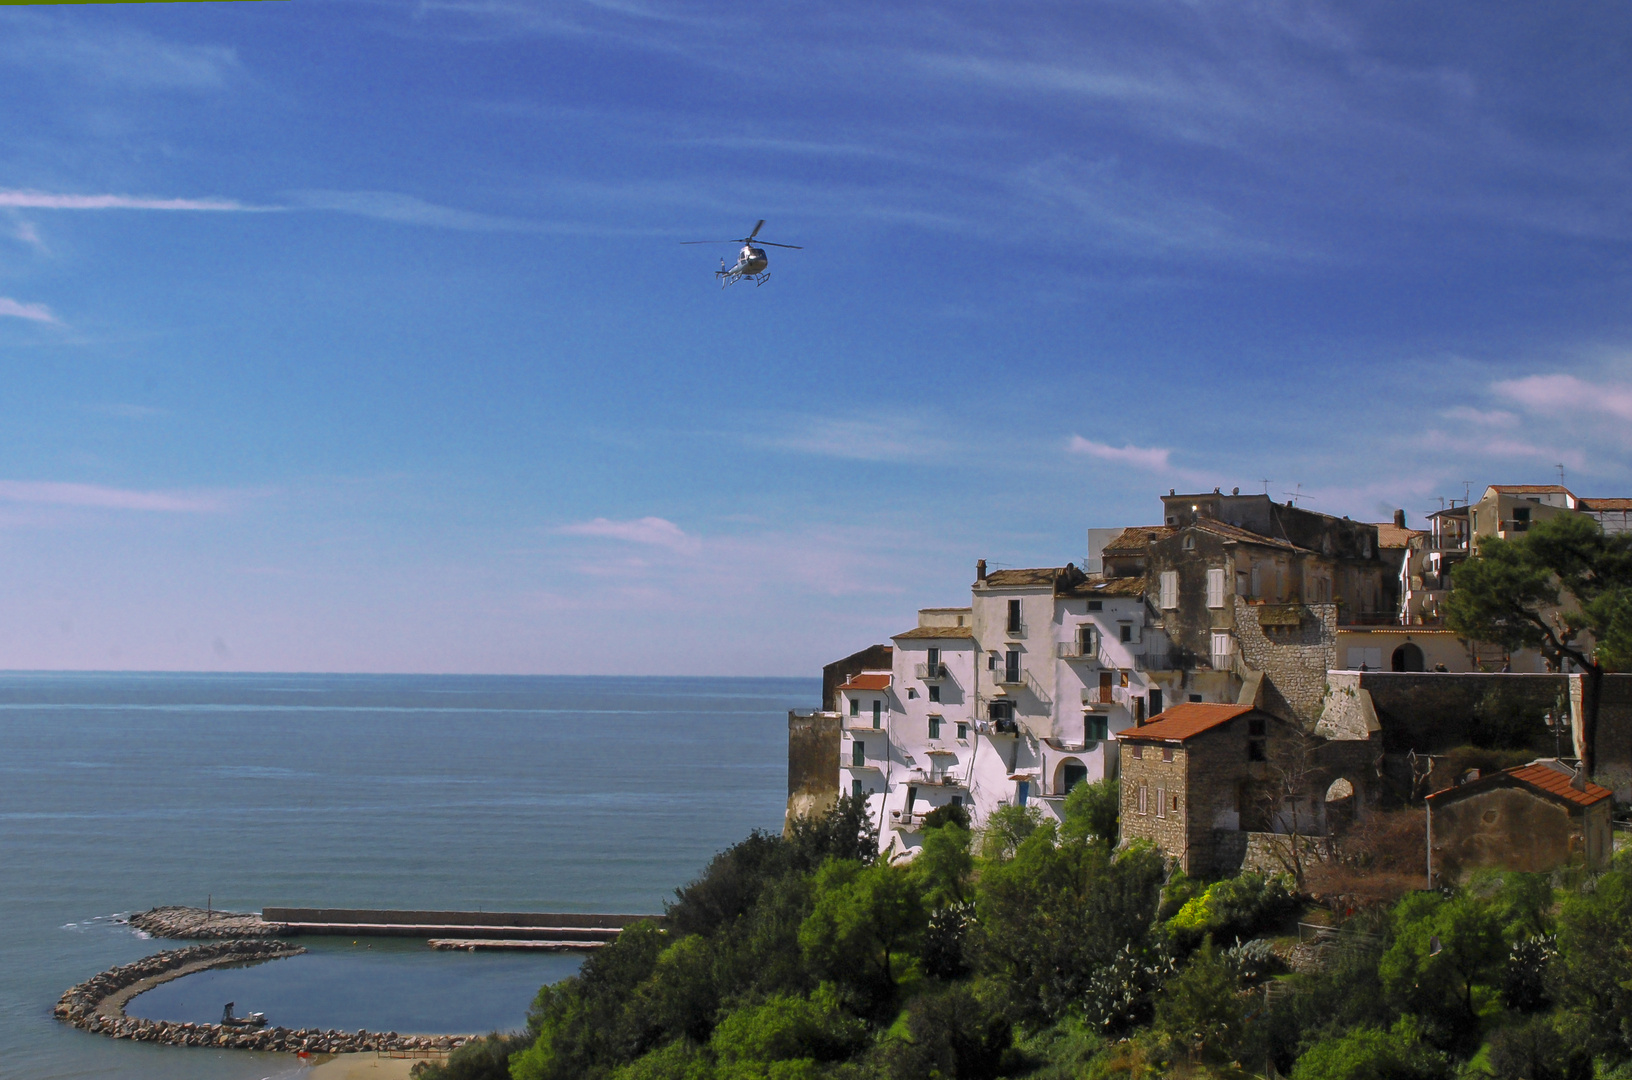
[[1430, 787, 1600, 876], [786, 710, 840, 830]]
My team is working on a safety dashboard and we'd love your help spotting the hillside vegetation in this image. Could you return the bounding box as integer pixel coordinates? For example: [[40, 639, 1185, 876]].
[[415, 787, 1627, 1080]]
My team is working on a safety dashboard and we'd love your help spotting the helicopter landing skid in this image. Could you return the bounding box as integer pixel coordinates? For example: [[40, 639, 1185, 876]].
[[716, 270, 771, 289]]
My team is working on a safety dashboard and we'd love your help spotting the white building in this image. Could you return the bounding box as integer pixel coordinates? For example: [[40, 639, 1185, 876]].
[[850, 559, 1163, 858]]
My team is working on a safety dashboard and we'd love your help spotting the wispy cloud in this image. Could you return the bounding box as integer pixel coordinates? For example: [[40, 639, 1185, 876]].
[[1493, 373, 1632, 424], [1067, 436, 1172, 471], [0, 190, 252, 212], [1440, 405, 1518, 426], [0, 297, 58, 324], [0, 480, 220, 512], [290, 190, 537, 232], [759, 415, 953, 463], [556, 515, 700, 553], [0, 12, 241, 90]]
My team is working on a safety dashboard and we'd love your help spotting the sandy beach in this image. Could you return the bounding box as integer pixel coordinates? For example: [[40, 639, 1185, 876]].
[[304, 1051, 446, 1080]]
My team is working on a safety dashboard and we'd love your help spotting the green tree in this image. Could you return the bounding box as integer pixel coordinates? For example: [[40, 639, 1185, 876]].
[[1289, 1019, 1450, 1080], [798, 860, 926, 1008], [913, 820, 974, 909], [707, 986, 867, 1067], [1378, 892, 1502, 1047], [882, 985, 1012, 1080], [978, 803, 1044, 862], [1445, 512, 1632, 773], [1153, 937, 1251, 1066], [1060, 777, 1119, 847], [1551, 864, 1632, 1059]]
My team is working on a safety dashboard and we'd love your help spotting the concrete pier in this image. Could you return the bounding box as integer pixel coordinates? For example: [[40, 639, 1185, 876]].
[[261, 908, 657, 944]]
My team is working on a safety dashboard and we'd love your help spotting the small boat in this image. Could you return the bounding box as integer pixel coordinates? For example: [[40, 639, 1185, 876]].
[[221, 1001, 267, 1029]]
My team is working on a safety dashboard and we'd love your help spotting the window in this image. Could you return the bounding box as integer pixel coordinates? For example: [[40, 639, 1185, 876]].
[[1120, 623, 1133, 643], [1138, 782, 1149, 814], [926, 646, 940, 672], [1088, 600, 1103, 611], [956, 722, 968, 740], [852, 740, 865, 767], [1079, 624, 1095, 653], [872, 700, 882, 728], [1188, 694, 1203, 703], [1132, 743, 1143, 759], [1210, 631, 1232, 669], [1248, 717, 1266, 737], [1016, 780, 1030, 807], [852, 778, 865, 799], [1133, 697, 1145, 724], [1248, 739, 1267, 762], [849, 698, 859, 717], [1004, 650, 1020, 683], [1007, 599, 1023, 634], [1514, 507, 1531, 532], [928, 715, 942, 739], [1162, 746, 1174, 762], [988, 652, 997, 671], [907, 688, 917, 699], [950, 794, 963, 807], [1148, 688, 1163, 716], [1171, 794, 1181, 816], [928, 684, 941, 703], [1183, 535, 1195, 551], [988, 700, 1014, 722], [1207, 567, 1226, 608], [1156, 785, 1166, 818], [1160, 571, 1178, 609], [1086, 713, 1108, 741]]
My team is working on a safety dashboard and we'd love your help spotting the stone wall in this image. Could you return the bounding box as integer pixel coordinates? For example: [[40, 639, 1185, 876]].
[[786, 710, 841, 831], [1233, 599, 1336, 723], [1118, 742, 1191, 866]]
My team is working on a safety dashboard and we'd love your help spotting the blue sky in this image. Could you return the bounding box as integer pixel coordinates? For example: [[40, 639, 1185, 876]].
[[1, 1, 1629, 675]]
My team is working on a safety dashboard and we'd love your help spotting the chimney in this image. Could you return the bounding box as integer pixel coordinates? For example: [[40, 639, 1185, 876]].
[[1572, 761, 1587, 791], [976, 559, 987, 582], [1394, 509, 1406, 528]]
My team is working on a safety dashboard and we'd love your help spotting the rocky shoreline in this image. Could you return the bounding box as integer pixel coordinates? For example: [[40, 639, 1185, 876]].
[[55, 940, 472, 1054], [128, 906, 276, 939]]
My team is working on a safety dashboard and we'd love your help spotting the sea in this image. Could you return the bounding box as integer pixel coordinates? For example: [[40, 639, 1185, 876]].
[[0, 672, 814, 1080]]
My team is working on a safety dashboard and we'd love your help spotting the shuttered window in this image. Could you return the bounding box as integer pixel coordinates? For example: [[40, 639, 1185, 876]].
[[1207, 567, 1226, 608], [1159, 571, 1178, 609]]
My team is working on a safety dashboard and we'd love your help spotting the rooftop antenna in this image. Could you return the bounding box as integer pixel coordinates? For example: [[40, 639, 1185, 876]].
[[1460, 481, 1473, 504], [1282, 483, 1311, 506], [1259, 478, 1272, 495], [1556, 463, 1567, 485]]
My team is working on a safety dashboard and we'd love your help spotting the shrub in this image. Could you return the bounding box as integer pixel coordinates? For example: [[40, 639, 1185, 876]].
[[1500, 934, 1556, 1013], [883, 984, 1012, 1080], [1060, 778, 1120, 847], [1153, 937, 1250, 1066], [1488, 1015, 1592, 1080], [979, 804, 1045, 862], [920, 900, 974, 980], [1290, 1019, 1451, 1080], [1166, 873, 1298, 947], [408, 1032, 531, 1080], [708, 987, 868, 1066]]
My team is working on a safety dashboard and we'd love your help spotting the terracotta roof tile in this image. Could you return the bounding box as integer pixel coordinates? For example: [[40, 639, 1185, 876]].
[[1490, 484, 1573, 494], [837, 673, 892, 692], [1582, 498, 1632, 511], [891, 626, 975, 640], [1426, 760, 1611, 808], [1102, 526, 1173, 554], [1116, 702, 1256, 742], [1061, 573, 1148, 597], [980, 567, 1065, 588], [1373, 523, 1425, 548], [1189, 518, 1311, 552]]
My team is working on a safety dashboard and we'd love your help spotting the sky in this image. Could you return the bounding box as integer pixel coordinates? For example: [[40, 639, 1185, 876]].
[[1, 1, 1630, 675]]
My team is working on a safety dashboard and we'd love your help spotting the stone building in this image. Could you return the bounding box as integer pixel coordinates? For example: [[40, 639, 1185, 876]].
[[1116, 702, 1316, 876], [1425, 759, 1613, 878]]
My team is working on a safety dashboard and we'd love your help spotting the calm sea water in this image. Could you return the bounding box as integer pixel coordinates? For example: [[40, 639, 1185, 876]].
[[0, 672, 813, 1080]]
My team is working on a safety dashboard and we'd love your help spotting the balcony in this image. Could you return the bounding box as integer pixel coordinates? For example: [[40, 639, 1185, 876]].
[[1004, 621, 1027, 640], [977, 717, 1021, 737], [1056, 640, 1093, 660], [916, 662, 947, 680], [844, 714, 885, 731], [1133, 649, 1174, 671], [993, 668, 1025, 689]]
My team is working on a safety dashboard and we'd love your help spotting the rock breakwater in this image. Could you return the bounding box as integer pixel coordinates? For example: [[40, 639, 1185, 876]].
[[55, 940, 472, 1054], [129, 906, 275, 939]]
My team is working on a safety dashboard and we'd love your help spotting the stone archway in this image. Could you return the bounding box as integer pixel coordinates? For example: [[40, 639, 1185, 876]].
[[1055, 758, 1088, 795], [1392, 642, 1424, 672]]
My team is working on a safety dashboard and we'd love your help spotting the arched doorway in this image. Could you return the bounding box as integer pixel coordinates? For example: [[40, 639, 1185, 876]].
[[1057, 758, 1088, 795], [1392, 642, 1424, 672]]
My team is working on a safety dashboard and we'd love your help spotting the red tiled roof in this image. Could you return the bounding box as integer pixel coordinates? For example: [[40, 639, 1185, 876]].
[[1489, 484, 1572, 494], [837, 673, 891, 692], [1102, 526, 1173, 554], [1189, 518, 1311, 553], [1116, 702, 1256, 742], [1426, 760, 1611, 808], [892, 626, 975, 640], [980, 567, 1065, 587], [1582, 498, 1632, 511], [1373, 523, 1425, 548]]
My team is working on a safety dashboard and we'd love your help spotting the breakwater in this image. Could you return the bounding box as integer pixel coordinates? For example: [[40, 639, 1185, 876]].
[[262, 907, 655, 944], [55, 941, 472, 1053], [129, 906, 274, 939]]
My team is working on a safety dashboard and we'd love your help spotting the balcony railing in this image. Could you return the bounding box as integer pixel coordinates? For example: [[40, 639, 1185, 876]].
[[1056, 640, 1093, 660], [994, 668, 1025, 688], [1004, 621, 1026, 639], [977, 718, 1021, 737], [844, 714, 885, 731], [916, 662, 947, 680]]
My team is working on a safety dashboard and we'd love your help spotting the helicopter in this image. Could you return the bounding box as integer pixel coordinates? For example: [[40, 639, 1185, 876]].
[[680, 220, 801, 287]]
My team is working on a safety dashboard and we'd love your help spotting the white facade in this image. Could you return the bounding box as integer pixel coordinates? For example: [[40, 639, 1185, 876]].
[[852, 565, 1165, 858]]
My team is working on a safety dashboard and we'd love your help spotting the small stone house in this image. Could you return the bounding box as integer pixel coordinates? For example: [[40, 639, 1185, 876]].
[[1116, 702, 1299, 875], [1425, 760, 1613, 878]]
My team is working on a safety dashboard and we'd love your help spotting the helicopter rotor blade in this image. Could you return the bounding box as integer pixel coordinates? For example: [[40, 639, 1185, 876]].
[[755, 241, 803, 249], [745, 219, 765, 241], [678, 240, 737, 244]]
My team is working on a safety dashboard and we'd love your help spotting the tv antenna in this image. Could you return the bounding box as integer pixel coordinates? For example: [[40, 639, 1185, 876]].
[[1259, 478, 1272, 494], [1282, 483, 1311, 506], [1460, 480, 1473, 503], [1556, 463, 1567, 485]]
